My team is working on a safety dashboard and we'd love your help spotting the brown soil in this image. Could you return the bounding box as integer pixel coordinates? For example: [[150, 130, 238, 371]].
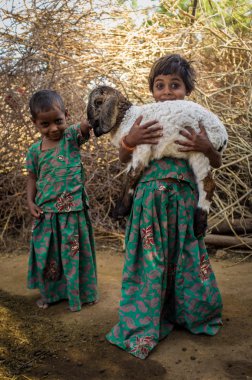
[[0, 247, 252, 380]]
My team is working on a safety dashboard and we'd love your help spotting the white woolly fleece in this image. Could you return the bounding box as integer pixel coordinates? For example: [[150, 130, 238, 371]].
[[111, 100, 228, 212]]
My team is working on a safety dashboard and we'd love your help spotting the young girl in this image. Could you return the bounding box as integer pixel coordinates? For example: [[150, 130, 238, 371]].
[[106, 54, 223, 359], [26, 89, 97, 311]]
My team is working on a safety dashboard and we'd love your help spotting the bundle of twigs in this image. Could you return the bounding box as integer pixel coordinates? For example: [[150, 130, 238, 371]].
[[0, 0, 251, 250]]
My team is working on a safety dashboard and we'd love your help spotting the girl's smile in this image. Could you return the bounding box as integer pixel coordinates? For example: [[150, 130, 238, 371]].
[[152, 74, 188, 102]]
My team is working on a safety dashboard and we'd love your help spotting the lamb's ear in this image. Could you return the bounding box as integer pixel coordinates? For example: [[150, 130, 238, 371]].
[[87, 90, 99, 128], [100, 94, 120, 133]]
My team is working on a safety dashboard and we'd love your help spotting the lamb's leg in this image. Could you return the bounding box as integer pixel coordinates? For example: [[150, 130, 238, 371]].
[[194, 171, 215, 238], [202, 171, 216, 203], [188, 154, 215, 238], [193, 208, 208, 238], [193, 171, 216, 236], [112, 166, 144, 219]]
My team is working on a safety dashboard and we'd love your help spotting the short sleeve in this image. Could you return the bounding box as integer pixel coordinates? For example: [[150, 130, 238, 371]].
[[65, 124, 89, 147], [26, 146, 38, 176]]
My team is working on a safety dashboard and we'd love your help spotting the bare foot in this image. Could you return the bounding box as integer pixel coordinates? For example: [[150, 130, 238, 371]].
[[84, 300, 98, 306], [68, 300, 98, 312], [68, 305, 81, 312], [36, 299, 49, 309]]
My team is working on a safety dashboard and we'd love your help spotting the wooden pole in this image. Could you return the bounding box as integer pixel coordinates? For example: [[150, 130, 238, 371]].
[[209, 218, 252, 235], [205, 234, 252, 248]]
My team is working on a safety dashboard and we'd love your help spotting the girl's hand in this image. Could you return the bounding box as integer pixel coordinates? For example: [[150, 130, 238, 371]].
[[125, 116, 163, 147], [28, 202, 43, 219], [176, 122, 222, 168], [80, 119, 92, 139], [176, 122, 212, 154]]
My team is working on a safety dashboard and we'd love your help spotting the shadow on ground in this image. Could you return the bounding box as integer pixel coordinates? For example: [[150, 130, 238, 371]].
[[0, 290, 167, 380]]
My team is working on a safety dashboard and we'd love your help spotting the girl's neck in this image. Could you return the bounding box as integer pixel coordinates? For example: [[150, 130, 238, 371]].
[[41, 137, 60, 151]]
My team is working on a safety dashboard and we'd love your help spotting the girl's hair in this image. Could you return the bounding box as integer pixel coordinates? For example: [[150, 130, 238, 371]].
[[148, 54, 196, 94], [29, 89, 65, 119]]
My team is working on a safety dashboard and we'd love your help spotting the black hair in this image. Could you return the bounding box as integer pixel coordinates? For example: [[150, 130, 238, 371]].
[[148, 54, 196, 94], [29, 89, 65, 119]]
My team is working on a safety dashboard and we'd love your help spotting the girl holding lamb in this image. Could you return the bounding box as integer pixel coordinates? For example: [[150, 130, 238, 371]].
[[106, 54, 223, 359]]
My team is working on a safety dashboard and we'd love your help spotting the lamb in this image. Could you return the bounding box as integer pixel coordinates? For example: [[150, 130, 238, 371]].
[[87, 85, 228, 236]]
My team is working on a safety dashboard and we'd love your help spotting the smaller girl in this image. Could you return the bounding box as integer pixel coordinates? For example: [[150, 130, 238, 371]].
[[26, 89, 97, 311], [106, 54, 223, 359]]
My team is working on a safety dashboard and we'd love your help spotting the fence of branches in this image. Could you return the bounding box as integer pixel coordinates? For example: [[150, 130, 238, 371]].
[[0, 0, 251, 251]]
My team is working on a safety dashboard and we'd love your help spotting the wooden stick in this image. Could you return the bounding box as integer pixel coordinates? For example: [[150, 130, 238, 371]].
[[209, 218, 252, 235], [205, 234, 252, 248]]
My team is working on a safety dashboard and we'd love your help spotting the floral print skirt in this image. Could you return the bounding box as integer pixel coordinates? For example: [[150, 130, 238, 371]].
[[106, 180, 223, 359], [28, 209, 98, 311]]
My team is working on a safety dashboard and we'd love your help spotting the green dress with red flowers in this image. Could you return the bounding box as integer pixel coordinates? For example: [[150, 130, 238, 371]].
[[106, 157, 222, 359], [26, 125, 97, 311]]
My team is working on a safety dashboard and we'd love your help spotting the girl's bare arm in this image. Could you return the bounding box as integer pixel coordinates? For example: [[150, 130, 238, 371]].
[[27, 172, 43, 218]]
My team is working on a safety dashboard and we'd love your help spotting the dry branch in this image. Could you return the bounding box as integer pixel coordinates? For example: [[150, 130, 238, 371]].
[[0, 0, 251, 248], [205, 234, 252, 249], [209, 219, 252, 235]]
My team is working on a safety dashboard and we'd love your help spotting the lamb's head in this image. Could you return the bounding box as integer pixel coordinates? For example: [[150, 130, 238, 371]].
[[87, 85, 132, 137]]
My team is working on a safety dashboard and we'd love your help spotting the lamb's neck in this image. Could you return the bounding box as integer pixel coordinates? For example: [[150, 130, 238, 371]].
[[110, 99, 132, 139]]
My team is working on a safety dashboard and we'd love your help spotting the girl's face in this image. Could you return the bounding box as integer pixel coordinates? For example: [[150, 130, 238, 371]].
[[33, 107, 67, 141], [152, 74, 188, 102]]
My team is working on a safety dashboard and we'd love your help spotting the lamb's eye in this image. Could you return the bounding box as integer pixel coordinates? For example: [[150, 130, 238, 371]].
[[94, 99, 103, 107]]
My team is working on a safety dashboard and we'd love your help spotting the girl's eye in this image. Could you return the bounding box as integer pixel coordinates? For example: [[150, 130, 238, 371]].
[[171, 83, 179, 89], [56, 119, 63, 124], [41, 123, 49, 128], [155, 83, 164, 90]]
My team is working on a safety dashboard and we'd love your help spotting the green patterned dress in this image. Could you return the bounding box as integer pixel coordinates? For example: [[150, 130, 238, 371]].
[[26, 125, 97, 311], [106, 157, 222, 359]]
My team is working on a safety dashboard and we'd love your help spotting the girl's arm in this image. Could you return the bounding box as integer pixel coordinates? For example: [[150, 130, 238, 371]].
[[27, 172, 43, 218], [119, 116, 163, 163], [176, 122, 222, 168]]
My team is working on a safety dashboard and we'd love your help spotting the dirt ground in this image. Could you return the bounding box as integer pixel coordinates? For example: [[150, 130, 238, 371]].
[[0, 245, 252, 380]]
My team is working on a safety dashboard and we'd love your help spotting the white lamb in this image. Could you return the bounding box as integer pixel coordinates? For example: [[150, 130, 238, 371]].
[[87, 85, 228, 232]]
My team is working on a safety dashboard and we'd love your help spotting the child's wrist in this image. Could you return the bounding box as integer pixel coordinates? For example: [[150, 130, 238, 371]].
[[125, 135, 136, 148], [121, 135, 136, 152], [80, 121, 91, 141], [83, 130, 90, 142]]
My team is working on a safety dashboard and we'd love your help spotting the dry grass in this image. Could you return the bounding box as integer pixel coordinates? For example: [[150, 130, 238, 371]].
[[0, 0, 251, 248]]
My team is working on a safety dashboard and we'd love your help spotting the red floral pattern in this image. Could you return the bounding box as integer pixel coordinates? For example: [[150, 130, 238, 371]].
[[43, 259, 61, 281], [141, 226, 154, 249], [128, 335, 155, 359], [70, 237, 79, 257], [56, 191, 74, 212], [200, 255, 212, 281]]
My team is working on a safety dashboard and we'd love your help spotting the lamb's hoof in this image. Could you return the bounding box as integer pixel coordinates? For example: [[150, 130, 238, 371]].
[[112, 201, 132, 220], [194, 208, 208, 238]]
